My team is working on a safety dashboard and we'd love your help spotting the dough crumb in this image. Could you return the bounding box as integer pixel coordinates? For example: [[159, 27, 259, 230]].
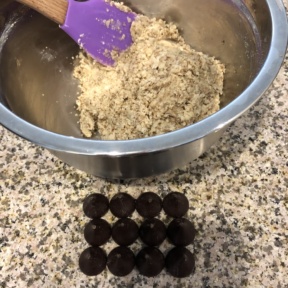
[[74, 14, 225, 140]]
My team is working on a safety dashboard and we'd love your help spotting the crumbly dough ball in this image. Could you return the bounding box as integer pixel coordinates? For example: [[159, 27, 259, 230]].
[[74, 15, 225, 140]]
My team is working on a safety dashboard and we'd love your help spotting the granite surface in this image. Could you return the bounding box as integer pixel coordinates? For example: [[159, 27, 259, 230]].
[[0, 4, 288, 288]]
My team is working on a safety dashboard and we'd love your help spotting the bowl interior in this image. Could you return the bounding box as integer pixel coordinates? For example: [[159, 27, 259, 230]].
[[0, 0, 271, 138]]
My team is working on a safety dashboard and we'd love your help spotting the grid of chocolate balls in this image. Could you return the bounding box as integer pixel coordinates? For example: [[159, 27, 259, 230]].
[[79, 192, 196, 278]]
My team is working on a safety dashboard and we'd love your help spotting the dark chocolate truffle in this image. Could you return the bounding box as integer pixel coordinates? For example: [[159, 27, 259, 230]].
[[167, 218, 196, 246], [162, 192, 189, 218], [112, 218, 138, 246], [136, 247, 165, 277], [84, 218, 111, 246], [110, 193, 135, 218], [136, 192, 162, 218], [107, 246, 135, 276], [139, 218, 166, 246], [83, 193, 109, 219], [79, 247, 107, 276], [165, 247, 195, 278]]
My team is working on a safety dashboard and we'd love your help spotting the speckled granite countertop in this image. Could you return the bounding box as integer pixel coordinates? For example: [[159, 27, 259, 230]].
[[1, 8, 288, 288]]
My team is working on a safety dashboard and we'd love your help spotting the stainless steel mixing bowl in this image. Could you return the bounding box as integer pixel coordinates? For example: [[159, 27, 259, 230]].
[[0, 0, 287, 178]]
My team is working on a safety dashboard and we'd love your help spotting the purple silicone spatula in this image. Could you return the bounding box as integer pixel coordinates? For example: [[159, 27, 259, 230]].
[[18, 0, 136, 65]]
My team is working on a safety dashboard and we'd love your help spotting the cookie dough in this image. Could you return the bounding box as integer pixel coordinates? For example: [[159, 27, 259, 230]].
[[74, 11, 225, 140]]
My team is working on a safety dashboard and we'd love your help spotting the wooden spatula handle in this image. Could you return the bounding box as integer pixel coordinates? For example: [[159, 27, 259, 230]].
[[18, 0, 68, 25]]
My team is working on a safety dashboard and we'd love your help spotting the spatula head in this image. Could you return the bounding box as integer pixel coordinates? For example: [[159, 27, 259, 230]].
[[61, 0, 136, 66]]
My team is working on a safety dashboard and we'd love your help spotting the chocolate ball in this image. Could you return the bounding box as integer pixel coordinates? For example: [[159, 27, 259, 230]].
[[110, 193, 135, 218], [112, 218, 138, 246], [139, 218, 166, 246], [136, 247, 165, 277], [136, 192, 162, 218], [84, 218, 111, 246], [165, 247, 195, 278], [107, 246, 135, 276], [163, 192, 189, 218], [167, 218, 196, 246], [83, 193, 109, 219], [79, 247, 107, 276]]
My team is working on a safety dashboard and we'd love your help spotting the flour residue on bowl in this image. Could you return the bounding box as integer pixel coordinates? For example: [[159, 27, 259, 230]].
[[74, 14, 225, 140], [40, 47, 57, 62]]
